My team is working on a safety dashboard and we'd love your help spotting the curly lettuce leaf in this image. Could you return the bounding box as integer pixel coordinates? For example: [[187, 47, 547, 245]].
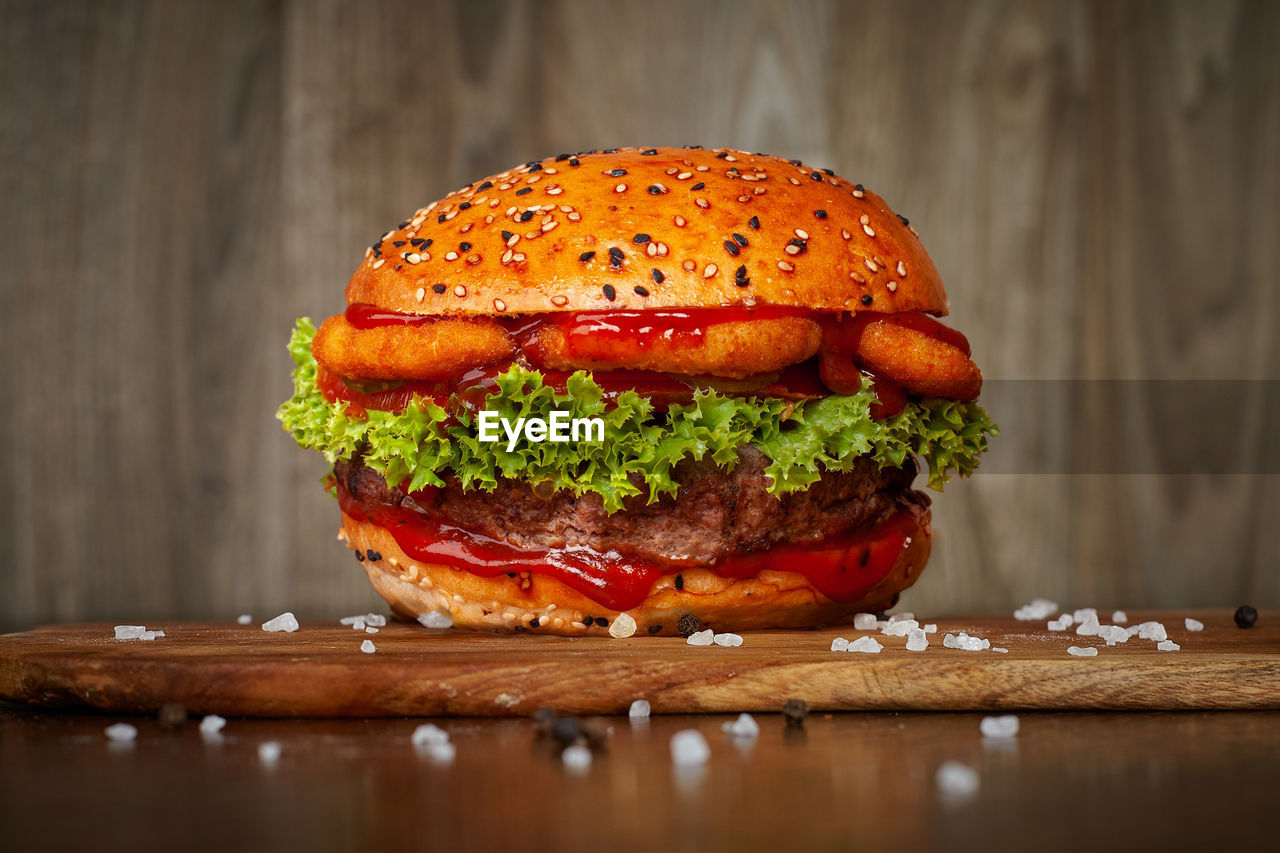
[[277, 318, 996, 511]]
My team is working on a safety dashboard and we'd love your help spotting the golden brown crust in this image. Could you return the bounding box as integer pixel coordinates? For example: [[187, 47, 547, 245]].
[[340, 510, 931, 637], [529, 316, 822, 379], [345, 147, 948, 316], [312, 314, 514, 381], [854, 321, 983, 400]]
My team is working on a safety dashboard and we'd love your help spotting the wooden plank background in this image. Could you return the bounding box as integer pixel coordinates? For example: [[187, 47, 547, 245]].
[[1, 0, 1276, 631]]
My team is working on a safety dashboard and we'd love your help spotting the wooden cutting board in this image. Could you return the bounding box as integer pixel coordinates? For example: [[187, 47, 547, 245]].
[[2, 610, 1276, 716]]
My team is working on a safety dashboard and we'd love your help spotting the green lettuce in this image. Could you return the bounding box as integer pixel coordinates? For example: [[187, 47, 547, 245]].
[[278, 318, 996, 512]]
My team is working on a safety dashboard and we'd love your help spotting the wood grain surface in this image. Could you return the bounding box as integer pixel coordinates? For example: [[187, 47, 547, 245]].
[[2, 610, 1275, 715], [1, 1, 1278, 633]]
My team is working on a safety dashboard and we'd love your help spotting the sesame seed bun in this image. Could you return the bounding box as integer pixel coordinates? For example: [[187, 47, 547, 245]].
[[346, 147, 948, 317], [340, 508, 932, 637]]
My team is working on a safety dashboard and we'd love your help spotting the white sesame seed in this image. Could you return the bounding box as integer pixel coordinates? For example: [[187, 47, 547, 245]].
[[513, 253, 525, 262], [567, 212, 581, 221], [789, 177, 801, 185], [865, 258, 877, 272], [407, 253, 421, 263], [695, 198, 709, 208], [852, 189, 865, 198], [887, 281, 898, 292], [647, 242, 657, 256], [372, 259, 385, 269], [785, 245, 801, 255], [551, 295, 568, 306], [506, 234, 519, 247], [657, 242, 668, 256], [795, 228, 809, 239], [502, 249, 513, 263], [704, 263, 718, 278], [677, 171, 692, 179], [696, 165, 709, 171], [445, 251, 458, 261], [778, 260, 795, 272], [460, 223, 472, 233], [674, 215, 686, 227], [493, 299, 506, 312], [544, 167, 557, 175], [541, 221, 557, 233], [897, 261, 907, 276], [842, 229, 852, 239], [860, 214, 870, 225], [863, 224, 876, 237], [453, 285, 467, 297], [547, 186, 563, 196], [614, 183, 626, 192], [415, 287, 425, 302], [444, 210, 457, 220]]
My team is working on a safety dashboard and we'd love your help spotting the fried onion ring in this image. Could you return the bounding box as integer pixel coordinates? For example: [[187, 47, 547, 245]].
[[312, 314, 515, 381]]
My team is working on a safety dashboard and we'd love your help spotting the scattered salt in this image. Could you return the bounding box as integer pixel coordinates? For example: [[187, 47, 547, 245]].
[[262, 612, 299, 633], [923, 624, 938, 634], [1014, 598, 1058, 621], [629, 699, 651, 719], [991, 647, 1009, 653], [686, 629, 714, 647], [713, 632, 743, 647], [905, 628, 929, 651], [237, 614, 252, 625], [1047, 615, 1073, 631], [114, 625, 146, 640], [936, 761, 979, 797], [980, 715, 1019, 738], [721, 713, 759, 739], [847, 636, 884, 653], [1157, 640, 1181, 651], [1075, 613, 1101, 636], [830, 637, 850, 652], [1097, 625, 1130, 646], [852, 613, 879, 631], [360, 639, 376, 654], [1072, 608, 1097, 623], [609, 613, 638, 639], [199, 715, 226, 737], [881, 619, 919, 637], [411, 724, 449, 747], [1134, 621, 1167, 642], [1067, 646, 1098, 657], [139, 630, 164, 641], [418, 611, 453, 629], [1111, 610, 1128, 624], [365, 626, 378, 634], [423, 741, 456, 762], [258, 741, 281, 764], [942, 632, 990, 651], [887, 612, 916, 623], [670, 730, 711, 766], [104, 723, 137, 742], [1185, 618, 1204, 632], [562, 744, 592, 770]]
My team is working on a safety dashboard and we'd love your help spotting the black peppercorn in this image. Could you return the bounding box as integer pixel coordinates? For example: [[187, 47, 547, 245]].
[[1235, 605, 1259, 628]]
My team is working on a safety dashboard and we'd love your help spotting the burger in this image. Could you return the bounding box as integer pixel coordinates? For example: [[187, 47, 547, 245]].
[[278, 146, 995, 636]]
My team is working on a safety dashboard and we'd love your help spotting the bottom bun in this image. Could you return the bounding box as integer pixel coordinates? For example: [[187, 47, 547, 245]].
[[339, 509, 931, 637]]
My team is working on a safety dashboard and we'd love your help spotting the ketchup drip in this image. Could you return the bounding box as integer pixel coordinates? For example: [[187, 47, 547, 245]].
[[337, 480, 920, 611]]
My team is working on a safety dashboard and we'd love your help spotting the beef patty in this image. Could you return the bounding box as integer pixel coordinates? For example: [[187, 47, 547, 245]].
[[335, 447, 928, 567]]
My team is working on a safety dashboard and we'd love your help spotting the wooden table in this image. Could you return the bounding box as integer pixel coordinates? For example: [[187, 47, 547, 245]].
[[3, 704, 1277, 852]]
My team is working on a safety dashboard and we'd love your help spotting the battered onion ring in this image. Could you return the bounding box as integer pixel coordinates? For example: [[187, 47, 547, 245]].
[[312, 314, 515, 381], [854, 320, 982, 400], [528, 317, 822, 379]]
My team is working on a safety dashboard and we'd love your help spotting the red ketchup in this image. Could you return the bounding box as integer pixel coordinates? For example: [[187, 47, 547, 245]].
[[338, 482, 919, 611], [345, 302, 439, 328]]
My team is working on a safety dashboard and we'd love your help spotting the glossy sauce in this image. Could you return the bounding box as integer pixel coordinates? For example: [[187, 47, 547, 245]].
[[338, 481, 919, 611]]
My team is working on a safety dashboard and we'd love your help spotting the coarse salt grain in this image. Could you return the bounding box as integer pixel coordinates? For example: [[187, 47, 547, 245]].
[[906, 628, 929, 652], [686, 629, 714, 647], [1067, 646, 1098, 657], [1098, 625, 1130, 646], [1157, 640, 1181, 651], [629, 699, 651, 719], [258, 741, 281, 764], [882, 619, 919, 637], [237, 614, 252, 625], [114, 625, 146, 640], [924, 624, 938, 634], [991, 647, 1009, 653], [1072, 608, 1097, 623], [609, 613, 638, 638], [847, 636, 884, 654], [887, 612, 916, 623], [1134, 621, 1167, 642], [853, 613, 879, 631], [139, 630, 164, 641], [365, 626, 378, 634], [1047, 615, 1073, 631], [562, 744, 592, 770], [1075, 614, 1101, 636], [670, 730, 711, 766], [412, 724, 449, 747], [830, 637, 850, 652], [1111, 610, 1128, 623], [1014, 598, 1058, 620], [199, 715, 226, 737], [713, 632, 743, 647], [105, 723, 137, 742], [721, 713, 759, 739], [943, 632, 990, 651], [936, 761, 979, 797], [418, 611, 453, 629], [1185, 617, 1204, 632], [262, 612, 299, 633], [360, 639, 376, 654], [980, 715, 1019, 738]]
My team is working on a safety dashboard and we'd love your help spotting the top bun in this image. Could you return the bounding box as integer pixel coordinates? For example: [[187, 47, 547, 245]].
[[346, 147, 948, 316]]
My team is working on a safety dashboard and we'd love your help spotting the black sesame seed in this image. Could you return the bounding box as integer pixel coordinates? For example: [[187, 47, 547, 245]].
[[633, 233, 651, 244], [519, 211, 534, 222], [634, 285, 649, 296], [608, 168, 627, 177], [822, 168, 834, 176], [734, 264, 747, 280], [569, 158, 580, 167], [723, 240, 740, 256], [735, 276, 750, 288], [355, 551, 364, 562], [528, 162, 543, 172], [732, 233, 748, 247], [513, 625, 526, 633], [810, 171, 822, 181], [608, 247, 624, 266], [529, 617, 540, 628], [554, 153, 570, 162], [398, 220, 410, 229], [748, 216, 760, 229], [594, 617, 608, 627], [715, 151, 729, 159], [814, 209, 827, 219], [394, 264, 402, 271], [477, 180, 493, 190], [366, 549, 381, 562], [410, 237, 425, 246], [437, 214, 448, 223], [422, 238, 433, 248], [648, 624, 663, 634], [675, 574, 684, 590], [371, 247, 381, 256], [433, 284, 446, 294], [459, 242, 471, 252], [686, 144, 704, 149], [582, 615, 594, 626], [728, 167, 740, 174], [652, 268, 664, 284], [647, 184, 664, 194], [788, 159, 801, 166], [459, 201, 471, 210], [393, 240, 406, 247], [501, 230, 515, 241], [897, 213, 910, 226], [690, 182, 705, 191], [641, 148, 658, 155], [578, 251, 596, 262], [603, 148, 619, 154], [855, 183, 865, 191], [861, 294, 874, 305], [1235, 605, 1259, 628], [515, 187, 532, 196], [789, 237, 807, 251], [602, 284, 616, 301]]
